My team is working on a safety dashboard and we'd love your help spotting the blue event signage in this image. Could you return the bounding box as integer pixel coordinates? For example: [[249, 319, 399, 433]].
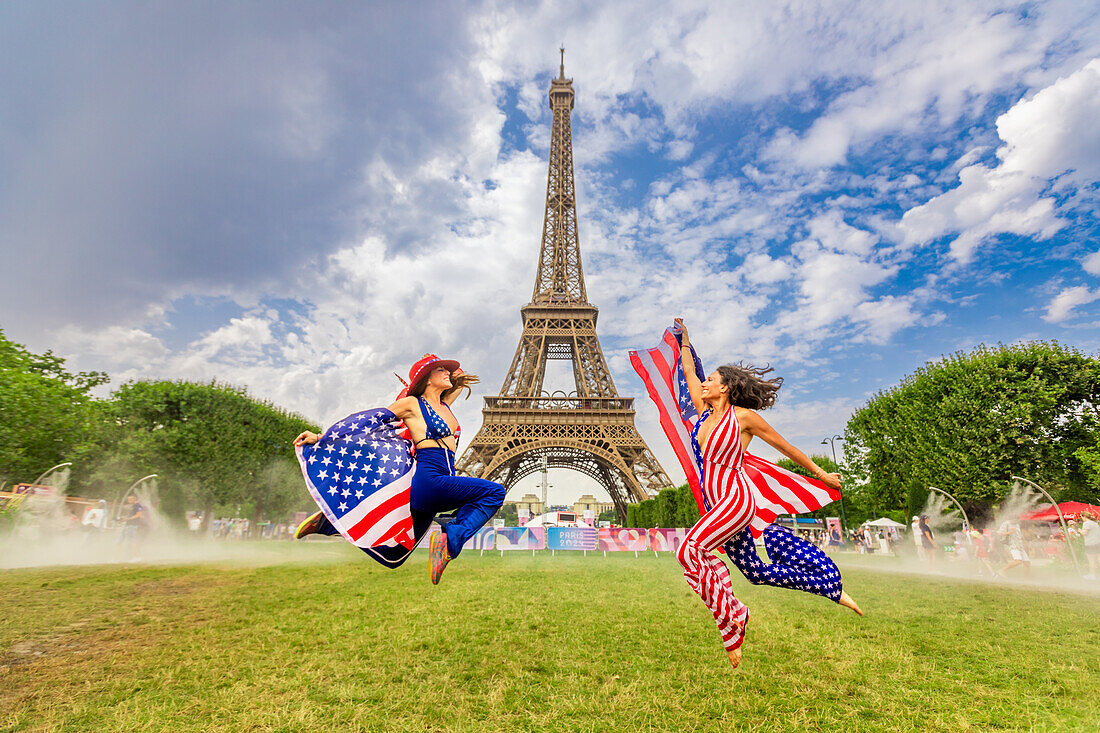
[[547, 526, 597, 551]]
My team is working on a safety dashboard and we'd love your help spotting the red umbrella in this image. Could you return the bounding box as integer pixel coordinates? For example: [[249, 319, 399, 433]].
[[1020, 501, 1100, 522]]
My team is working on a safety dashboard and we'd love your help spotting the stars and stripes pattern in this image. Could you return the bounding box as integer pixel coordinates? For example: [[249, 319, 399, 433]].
[[729, 525, 843, 601], [295, 408, 417, 561], [629, 325, 841, 537]]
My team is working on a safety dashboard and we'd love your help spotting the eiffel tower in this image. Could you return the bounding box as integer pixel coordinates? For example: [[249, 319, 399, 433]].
[[455, 52, 673, 520]]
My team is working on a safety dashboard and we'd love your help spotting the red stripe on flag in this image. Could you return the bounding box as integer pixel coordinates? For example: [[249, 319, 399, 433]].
[[372, 517, 415, 549], [347, 487, 411, 543], [630, 344, 705, 514]]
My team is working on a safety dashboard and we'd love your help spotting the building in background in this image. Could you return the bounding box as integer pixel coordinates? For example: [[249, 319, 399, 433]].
[[572, 494, 613, 517], [507, 494, 544, 516]]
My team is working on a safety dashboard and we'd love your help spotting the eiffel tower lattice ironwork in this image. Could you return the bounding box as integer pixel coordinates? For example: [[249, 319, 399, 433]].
[[455, 52, 673, 520]]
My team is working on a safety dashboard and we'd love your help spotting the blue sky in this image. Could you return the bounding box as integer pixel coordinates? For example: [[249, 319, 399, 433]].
[[2, 1, 1098, 503]]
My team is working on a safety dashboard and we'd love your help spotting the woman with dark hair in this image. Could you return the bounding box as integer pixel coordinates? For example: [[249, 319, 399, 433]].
[[294, 354, 505, 584], [673, 319, 861, 670]]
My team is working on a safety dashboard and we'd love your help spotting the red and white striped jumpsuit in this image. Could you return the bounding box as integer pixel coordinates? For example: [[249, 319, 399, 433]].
[[675, 406, 755, 653]]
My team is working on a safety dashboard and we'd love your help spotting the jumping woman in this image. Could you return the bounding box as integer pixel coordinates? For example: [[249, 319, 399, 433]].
[[672, 319, 861, 669], [293, 354, 505, 584]]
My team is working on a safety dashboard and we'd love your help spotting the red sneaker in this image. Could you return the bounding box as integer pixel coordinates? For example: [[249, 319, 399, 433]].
[[295, 510, 325, 539], [429, 531, 451, 585]]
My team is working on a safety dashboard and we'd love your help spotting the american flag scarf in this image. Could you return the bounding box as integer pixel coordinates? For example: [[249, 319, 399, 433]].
[[295, 407, 420, 567], [629, 326, 840, 537]]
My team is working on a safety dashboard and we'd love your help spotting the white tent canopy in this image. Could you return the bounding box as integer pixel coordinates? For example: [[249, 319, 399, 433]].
[[861, 517, 907, 528]]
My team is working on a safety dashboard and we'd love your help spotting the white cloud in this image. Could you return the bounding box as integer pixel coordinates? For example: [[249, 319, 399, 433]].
[[899, 59, 1100, 262], [51, 326, 169, 372], [1043, 285, 1100, 323], [1084, 250, 1100, 276], [190, 316, 275, 362]]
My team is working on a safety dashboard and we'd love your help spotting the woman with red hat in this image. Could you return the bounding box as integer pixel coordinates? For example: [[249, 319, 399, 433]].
[[293, 354, 505, 584]]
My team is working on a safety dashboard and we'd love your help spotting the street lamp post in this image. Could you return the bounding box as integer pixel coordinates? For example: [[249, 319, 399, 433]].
[[821, 435, 848, 533]]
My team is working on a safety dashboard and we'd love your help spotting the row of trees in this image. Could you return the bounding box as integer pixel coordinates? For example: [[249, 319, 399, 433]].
[[1, 329, 319, 530], [626, 484, 700, 528], [842, 341, 1100, 522]]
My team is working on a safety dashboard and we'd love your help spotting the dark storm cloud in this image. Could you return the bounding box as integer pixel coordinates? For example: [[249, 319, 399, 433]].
[[0, 1, 477, 333]]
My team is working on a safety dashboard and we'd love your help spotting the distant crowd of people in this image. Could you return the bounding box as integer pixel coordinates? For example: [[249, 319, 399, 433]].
[[790, 510, 1100, 582], [188, 514, 298, 540], [846, 511, 1100, 581]]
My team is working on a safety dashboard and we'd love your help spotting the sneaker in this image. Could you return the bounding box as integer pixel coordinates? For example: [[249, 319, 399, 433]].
[[295, 510, 325, 539], [429, 530, 451, 585]]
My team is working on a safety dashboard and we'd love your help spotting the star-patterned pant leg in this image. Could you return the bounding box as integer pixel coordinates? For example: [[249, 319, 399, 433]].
[[727, 525, 843, 602]]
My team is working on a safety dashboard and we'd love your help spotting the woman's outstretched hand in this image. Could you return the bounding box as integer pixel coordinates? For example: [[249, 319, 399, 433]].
[[674, 317, 689, 345], [818, 472, 842, 491], [293, 431, 322, 447]]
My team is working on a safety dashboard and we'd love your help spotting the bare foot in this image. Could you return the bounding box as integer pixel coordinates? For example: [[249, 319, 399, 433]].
[[726, 646, 742, 669], [838, 591, 863, 616]]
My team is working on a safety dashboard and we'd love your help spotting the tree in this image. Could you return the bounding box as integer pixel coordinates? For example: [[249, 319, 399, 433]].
[[98, 380, 318, 529], [0, 329, 108, 483], [843, 341, 1100, 516], [627, 483, 700, 528], [495, 503, 518, 525]]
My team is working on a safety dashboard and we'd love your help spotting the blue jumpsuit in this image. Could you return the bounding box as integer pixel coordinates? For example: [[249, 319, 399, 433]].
[[409, 398, 505, 559]]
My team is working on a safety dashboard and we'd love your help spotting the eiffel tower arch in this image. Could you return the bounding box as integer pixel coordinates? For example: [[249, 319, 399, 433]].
[[455, 52, 673, 521]]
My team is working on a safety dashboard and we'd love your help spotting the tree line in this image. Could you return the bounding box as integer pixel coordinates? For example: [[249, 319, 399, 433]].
[[1, 329, 319, 530], [842, 341, 1100, 523]]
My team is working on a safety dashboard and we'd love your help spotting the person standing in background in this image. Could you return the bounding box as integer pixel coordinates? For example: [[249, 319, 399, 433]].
[[911, 516, 926, 561], [919, 515, 937, 569], [82, 500, 107, 535], [1081, 510, 1100, 580], [998, 520, 1031, 578], [118, 494, 150, 562]]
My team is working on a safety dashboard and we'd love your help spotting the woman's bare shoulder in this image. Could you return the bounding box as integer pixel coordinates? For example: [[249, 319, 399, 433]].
[[389, 396, 419, 415], [733, 406, 760, 421]]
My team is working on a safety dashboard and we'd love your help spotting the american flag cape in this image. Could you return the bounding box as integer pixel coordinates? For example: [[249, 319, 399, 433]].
[[295, 407, 423, 568], [629, 326, 841, 538]]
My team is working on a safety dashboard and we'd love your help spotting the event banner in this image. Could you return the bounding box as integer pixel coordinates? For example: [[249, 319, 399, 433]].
[[649, 528, 688, 553], [462, 527, 495, 551], [547, 526, 597, 551], [495, 526, 546, 550], [597, 528, 650, 551]]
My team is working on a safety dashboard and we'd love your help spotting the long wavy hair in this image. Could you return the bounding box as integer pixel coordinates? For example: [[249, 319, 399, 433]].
[[410, 370, 480, 399], [716, 362, 782, 410]]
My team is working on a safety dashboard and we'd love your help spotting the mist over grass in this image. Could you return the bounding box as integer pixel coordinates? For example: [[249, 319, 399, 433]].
[[2, 550, 1098, 732]]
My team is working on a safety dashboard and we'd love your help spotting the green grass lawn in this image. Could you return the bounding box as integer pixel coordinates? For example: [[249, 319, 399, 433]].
[[2, 545, 1098, 732]]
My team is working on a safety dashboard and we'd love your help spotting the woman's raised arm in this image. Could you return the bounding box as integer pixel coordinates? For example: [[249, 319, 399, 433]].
[[675, 318, 705, 416]]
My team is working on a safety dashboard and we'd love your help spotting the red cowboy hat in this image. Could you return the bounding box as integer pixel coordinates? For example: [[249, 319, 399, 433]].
[[399, 354, 460, 397]]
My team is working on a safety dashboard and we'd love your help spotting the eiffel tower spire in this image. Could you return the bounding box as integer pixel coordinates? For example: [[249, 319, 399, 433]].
[[455, 56, 673, 520], [534, 47, 585, 305]]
